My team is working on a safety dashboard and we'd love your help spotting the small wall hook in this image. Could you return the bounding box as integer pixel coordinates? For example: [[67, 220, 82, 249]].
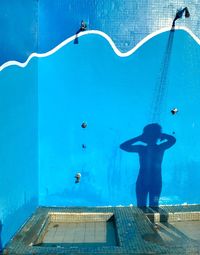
[[81, 122, 87, 128], [171, 108, 178, 115], [82, 144, 87, 149], [75, 173, 81, 183]]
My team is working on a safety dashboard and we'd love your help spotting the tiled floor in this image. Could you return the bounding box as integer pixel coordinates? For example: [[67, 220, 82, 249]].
[[153, 221, 200, 243], [171, 221, 200, 241], [43, 222, 106, 243], [4, 205, 200, 254]]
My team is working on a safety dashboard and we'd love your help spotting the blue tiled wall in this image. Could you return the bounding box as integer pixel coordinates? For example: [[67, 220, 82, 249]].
[[0, 0, 38, 66], [38, 31, 200, 207], [0, 60, 38, 247], [1, 0, 200, 65], [0, 0, 200, 248]]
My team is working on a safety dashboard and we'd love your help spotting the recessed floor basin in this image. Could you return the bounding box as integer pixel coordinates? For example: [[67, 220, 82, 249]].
[[155, 220, 200, 242], [171, 221, 200, 240], [34, 212, 118, 247]]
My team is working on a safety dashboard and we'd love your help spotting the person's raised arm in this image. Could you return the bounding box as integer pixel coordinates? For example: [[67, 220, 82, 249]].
[[120, 135, 144, 152], [159, 133, 176, 149]]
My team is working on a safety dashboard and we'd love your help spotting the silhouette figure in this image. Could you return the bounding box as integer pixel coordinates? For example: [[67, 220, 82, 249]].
[[120, 124, 176, 208]]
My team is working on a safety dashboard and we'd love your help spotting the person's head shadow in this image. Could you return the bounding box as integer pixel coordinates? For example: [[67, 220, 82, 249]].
[[120, 123, 176, 208], [142, 123, 162, 145]]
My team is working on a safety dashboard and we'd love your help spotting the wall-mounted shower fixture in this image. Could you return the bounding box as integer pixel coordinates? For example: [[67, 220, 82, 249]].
[[172, 7, 190, 27]]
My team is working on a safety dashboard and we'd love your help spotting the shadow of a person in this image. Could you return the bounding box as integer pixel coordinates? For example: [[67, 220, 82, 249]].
[[120, 124, 176, 209]]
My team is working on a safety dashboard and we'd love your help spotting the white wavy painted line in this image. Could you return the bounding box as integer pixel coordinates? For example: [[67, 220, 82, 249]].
[[0, 26, 200, 72]]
